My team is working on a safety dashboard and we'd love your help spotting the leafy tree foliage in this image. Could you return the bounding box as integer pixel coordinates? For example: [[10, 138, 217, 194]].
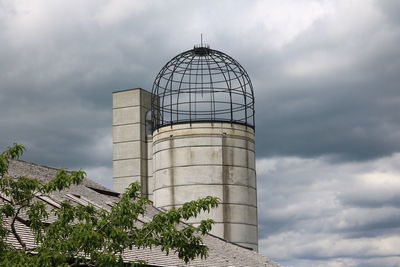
[[0, 144, 219, 266]]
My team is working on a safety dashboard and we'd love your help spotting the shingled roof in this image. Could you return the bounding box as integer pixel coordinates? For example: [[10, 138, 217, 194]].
[[4, 160, 280, 267]]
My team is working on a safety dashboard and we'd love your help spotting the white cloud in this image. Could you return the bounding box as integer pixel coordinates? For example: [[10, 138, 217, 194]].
[[247, 0, 332, 47], [262, 232, 400, 267], [257, 154, 400, 266], [284, 50, 352, 77], [94, 0, 153, 26]]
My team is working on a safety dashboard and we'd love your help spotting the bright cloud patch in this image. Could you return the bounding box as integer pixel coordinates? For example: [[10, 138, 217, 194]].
[[257, 154, 400, 267]]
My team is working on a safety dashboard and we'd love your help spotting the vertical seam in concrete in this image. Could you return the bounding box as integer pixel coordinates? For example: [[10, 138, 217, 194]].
[[145, 136, 152, 200], [222, 132, 230, 241], [139, 89, 146, 197], [143, 136, 149, 199], [169, 135, 175, 208], [252, 130, 258, 251], [245, 134, 249, 187], [112, 93, 115, 189]]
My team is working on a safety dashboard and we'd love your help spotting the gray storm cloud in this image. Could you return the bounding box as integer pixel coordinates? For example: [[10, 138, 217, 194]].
[[257, 154, 400, 266]]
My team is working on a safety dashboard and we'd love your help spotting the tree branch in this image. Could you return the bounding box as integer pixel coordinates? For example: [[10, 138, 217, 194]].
[[10, 207, 27, 252]]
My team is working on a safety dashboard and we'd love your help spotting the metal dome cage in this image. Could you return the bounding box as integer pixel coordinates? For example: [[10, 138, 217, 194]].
[[151, 46, 255, 130]]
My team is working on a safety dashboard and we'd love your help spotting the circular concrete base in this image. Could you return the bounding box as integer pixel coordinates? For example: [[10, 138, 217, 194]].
[[153, 122, 258, 250]]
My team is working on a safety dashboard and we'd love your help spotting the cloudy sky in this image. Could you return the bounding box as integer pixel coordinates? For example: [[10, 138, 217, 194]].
[[1, 0, 400, 266]]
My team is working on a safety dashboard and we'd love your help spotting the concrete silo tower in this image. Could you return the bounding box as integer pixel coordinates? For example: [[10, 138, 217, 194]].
[[151, 46, 257, 250]]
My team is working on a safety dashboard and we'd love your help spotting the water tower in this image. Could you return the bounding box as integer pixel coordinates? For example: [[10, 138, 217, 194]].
[[151, 46, 257, 250]]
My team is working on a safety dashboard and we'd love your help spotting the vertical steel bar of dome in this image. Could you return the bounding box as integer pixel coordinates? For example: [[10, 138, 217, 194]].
[[163, 61, 178, 125], [151, 72, 162, 128], [169, 67, 173, 125], [189, 57, 192, 125], [235, 58, 251, 124], [160, 58, 178, 126], [243, 74, 255, 127], [214, 53, 236, 123], [250, 79, 255, 126], [194, 53, 201, 121], [160, 52, 186, 126], [152, 57, 173, 128], [201, 52, 204, 99], [231, 57, 255, 126], [175, 53, 196, 123], [165, 54, 187, 125], [152, 70, 163, 127], [205, 53, 215, 121], [237, 59, 248, 124], [209, 54, 233, 122], [214, 52, 247, 124], [251, 79, 255, 126]]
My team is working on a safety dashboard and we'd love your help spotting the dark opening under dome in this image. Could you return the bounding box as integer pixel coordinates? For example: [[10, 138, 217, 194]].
[[151, 46, 255, 130]]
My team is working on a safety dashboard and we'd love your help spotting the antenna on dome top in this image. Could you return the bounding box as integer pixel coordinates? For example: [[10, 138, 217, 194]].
[[201, 33, 203, 47]]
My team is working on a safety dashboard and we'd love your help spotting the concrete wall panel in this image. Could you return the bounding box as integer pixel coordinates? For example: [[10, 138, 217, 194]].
[[153, 136, 255, 154], [153, 136, 223, 153], [226, 223, 258, 244], [113, 176, 141, 193], [225, 167, 256, 188], [154, 165, 256, 188], [154, 166, 223, 188], [223, 185, 257, 206], [113, 106, 141, 125], [113, 89, 141, 108], [153, 122, 255, 139], [154, 185, 224, 207], [222, 204, 257, 224], [113, 159, 141, 178], [113, 124, 141, 143], [113, 141, 141, 160], [154, 146, 253, 168], [154, 146, 224, 169], [154, 184, 257, 207], [182, 204, 257, 226]]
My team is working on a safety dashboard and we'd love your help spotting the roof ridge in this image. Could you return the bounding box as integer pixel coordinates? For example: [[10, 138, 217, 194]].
[[11, 159, 114, 192], [14, 159, 60, 171]]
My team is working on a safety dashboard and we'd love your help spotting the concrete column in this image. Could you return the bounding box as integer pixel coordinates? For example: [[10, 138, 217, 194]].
[[152, 122, 258, 250], [112, 88, 154, 200]]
